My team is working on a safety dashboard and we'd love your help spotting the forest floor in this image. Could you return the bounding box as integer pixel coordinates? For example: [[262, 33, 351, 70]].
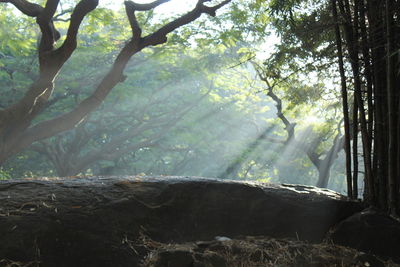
[[141, 235, 399, 267], [1, 235, 397, 267]]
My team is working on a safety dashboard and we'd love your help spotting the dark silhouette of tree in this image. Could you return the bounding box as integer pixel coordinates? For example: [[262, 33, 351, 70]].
[[331, 0, 400, 214]]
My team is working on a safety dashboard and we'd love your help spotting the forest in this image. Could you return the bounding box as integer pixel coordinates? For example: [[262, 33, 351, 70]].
[[0, 0, 353, 193], [0, 0, 400, 266]]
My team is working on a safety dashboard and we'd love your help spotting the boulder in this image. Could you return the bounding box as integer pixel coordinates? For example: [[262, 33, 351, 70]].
[[0, 176, 362, 266], [328, 208, 400, 262]]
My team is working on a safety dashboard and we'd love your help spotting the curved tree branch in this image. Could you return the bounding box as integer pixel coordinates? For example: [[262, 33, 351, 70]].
[[37, 0, 60, 53], [142, 0, 231, 46], [9, 0, 230, 156], [58, 0, 99, 58], [0, 0, 231, 165], [0, 0, 98, 148], [124, 0, 170, 11], [0, 0, 43, 16], [254, 61, 345, 188]]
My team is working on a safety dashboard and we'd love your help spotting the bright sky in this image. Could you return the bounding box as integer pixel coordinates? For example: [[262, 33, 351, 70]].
[[100, 0, 195, 17]]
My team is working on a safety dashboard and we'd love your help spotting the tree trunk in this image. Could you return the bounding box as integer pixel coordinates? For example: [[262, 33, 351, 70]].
[[316, 164, 331, 188], [315, 136, 344, 188], [386, 0, 398, 215], [339, 0, 374, 203], [0, 0, 231, 167], [331, 0, 353, 198], [352, 98, 359, 199]]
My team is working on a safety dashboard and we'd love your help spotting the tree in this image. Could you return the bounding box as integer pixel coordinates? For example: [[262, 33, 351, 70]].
[[0, 0, 231, 166], [1, 33, 281, 180], [330, 0, 400, 214], [254, 63, 344, 188], [252, 0, 351, 189], [274, 0, 400, 213], [27, 51, 217, 177]]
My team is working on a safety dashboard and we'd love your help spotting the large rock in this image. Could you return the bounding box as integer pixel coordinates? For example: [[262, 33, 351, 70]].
[[328, 208, 400, 262], [0, 176, 362, 266]]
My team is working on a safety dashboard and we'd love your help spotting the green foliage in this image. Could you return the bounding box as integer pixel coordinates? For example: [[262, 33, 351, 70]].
[[0, 8, 37, 57], [0, 1, 347, 192], [0, 168, 11, 180]]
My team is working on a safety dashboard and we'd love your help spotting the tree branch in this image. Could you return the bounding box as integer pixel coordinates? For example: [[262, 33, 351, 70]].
[[53, 8, 73, 22], [124, 2, 142, 40], [17, 0, 228, 146], [58, 0, 99, 58], [36, 0, 60, 54], [0, 0, 43, 16], [254, 61, 347, 184], [0, 0, 229, 163], [124, 0, 170, 11], [254, 65, 295, 142], [0, 0, 98, 122], [142, 0, 231, 46]]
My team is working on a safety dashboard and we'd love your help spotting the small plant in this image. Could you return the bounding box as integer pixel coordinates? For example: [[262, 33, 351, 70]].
[[0, 168, 11, 180]]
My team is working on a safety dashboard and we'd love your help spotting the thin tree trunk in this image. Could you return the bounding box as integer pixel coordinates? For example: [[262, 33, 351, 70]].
[[386, 0, 398, 215], [367, 0, 388, 209], [339, 0, 374, 203], [331, 0, 353, 198], [352, 98, 359, 199], [359, 0, 373, 156]]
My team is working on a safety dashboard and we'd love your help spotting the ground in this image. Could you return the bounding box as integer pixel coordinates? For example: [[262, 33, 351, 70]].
[[0, 176, 398, 266], [142, 236, 399, 267]]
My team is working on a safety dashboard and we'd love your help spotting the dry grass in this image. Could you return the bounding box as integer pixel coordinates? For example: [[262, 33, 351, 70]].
[[142, 236, 400, 267], [0, 259, 39, 267]]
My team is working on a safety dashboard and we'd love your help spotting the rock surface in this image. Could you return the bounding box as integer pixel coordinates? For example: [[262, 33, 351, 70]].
[[328, 208, 400, 263], [0, 176, 363, 266]]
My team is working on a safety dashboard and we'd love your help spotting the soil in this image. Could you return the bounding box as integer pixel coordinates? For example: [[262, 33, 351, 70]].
[[142, 236, 399, 267]]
